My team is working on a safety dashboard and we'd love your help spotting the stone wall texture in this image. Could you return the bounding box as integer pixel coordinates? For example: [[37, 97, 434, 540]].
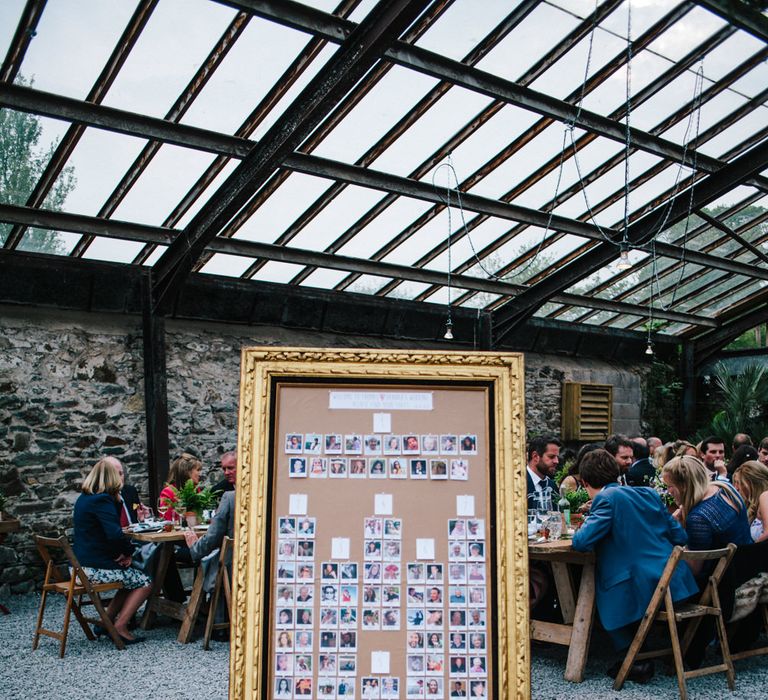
[[0, 306, 643, 594]]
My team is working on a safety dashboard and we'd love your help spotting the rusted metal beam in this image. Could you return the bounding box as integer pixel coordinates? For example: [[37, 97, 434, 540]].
[[0, 0, 47, 83]]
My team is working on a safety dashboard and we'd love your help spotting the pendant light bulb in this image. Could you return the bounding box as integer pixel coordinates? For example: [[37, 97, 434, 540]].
[[645, 341, 654, 356], [616, 243, 632, 270], [444, 319, 454, 340]]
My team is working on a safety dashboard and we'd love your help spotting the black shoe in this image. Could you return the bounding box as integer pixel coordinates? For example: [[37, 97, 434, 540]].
[[118, 634, 145, 646], [608, 660, 655, 684], [93, 624, 106, 637], [212, 629, 230, 642]]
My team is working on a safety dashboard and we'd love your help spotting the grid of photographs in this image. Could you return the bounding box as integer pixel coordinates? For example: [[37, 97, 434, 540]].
[[362, 517, 403, 634], [284, 433, 476, 481]]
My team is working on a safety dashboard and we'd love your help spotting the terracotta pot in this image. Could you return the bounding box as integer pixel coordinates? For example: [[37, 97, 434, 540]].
[[570, 513, 584, 530], [184, 512, 198, 528]]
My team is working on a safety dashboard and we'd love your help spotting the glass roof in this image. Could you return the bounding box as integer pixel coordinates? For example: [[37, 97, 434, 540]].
[[1, 0, 767, 347]]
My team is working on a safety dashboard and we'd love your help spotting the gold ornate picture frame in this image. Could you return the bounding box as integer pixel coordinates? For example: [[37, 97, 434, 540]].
[[230, 348, 530, 699]]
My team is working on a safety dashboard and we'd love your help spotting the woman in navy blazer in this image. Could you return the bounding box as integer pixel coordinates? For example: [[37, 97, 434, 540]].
[[73, 457, 153, 644], [572, 449, 698, 678]]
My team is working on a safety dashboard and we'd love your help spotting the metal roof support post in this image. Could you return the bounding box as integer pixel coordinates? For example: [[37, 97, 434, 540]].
[[680, 342, 697, 438], [141, 271, 169, 507]]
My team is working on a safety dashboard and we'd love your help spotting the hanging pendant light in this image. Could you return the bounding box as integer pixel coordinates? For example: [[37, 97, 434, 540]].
[[616, 241, 632, 270], [444, 319, 454, 340]]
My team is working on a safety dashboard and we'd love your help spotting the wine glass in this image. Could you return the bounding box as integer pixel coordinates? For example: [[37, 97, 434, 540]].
[[157, 498, 169, 522]]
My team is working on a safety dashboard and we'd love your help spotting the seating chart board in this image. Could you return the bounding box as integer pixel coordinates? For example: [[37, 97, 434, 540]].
[[231, 350, 528, 700]]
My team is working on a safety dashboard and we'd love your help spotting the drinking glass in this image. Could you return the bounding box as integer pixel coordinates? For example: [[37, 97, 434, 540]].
[[546, 513, 563, 540], [527, 510, 538, 539]]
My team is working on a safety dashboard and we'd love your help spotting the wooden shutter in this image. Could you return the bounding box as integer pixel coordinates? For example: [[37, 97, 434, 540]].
[[561, 382, 613, 441]]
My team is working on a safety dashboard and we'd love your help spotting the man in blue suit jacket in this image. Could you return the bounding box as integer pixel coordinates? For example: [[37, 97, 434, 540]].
[[572, 449, 698, 682]]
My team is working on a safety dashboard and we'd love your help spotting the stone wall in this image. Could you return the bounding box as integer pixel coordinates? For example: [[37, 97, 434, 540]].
[[0, 306, 643, 594]]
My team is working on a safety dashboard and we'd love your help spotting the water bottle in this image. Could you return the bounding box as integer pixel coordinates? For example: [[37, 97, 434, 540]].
[[558, 484, 571, 529]]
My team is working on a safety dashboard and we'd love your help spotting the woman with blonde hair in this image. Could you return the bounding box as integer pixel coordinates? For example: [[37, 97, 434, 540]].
[[73, 457, 152, 643], [733, 460, 768, 542], [158, 452, 203, 520], [661, 455, 751, 572]]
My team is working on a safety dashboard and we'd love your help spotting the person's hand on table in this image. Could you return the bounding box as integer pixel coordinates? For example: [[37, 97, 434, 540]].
[[183, 530, 199, 548], [115, 554, 132, 568], [136, 503, 152, 521]]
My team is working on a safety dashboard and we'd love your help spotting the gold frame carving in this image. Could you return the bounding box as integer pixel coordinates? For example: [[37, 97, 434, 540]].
[[231, 348, 530, 699]]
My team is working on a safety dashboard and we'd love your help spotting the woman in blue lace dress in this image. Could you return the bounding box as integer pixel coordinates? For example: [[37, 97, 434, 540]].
[[662, 455, 751, 575]]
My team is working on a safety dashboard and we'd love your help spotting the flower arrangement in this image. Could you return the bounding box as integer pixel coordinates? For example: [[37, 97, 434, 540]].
[[169, 479, 220, 520], [650, 470, 676, 509]]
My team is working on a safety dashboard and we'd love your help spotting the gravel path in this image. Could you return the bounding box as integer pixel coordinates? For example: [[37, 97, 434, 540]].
[[1, 594, 766, 699]]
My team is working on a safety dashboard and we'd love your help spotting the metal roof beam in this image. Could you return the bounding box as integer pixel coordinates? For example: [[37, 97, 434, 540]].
[[0, 0, 47, 83], [0, 202, 717, 328], [491, 137, 768, 345], [695, 0, 768, 43]]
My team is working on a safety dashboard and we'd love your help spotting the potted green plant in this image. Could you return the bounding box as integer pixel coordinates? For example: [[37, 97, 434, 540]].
[[564, 488, 590, 528], [170, 479, 219, 527]]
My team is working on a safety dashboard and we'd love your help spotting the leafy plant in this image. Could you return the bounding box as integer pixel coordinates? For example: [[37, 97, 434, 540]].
[[170, 479, 220, 518], [641, 359, 683, 441], [564, 488, 590, 511]]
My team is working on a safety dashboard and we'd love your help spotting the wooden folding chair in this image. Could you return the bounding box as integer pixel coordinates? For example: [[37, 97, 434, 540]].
[[203, 536, 233, 650], [32, 535, 125, 657], [614, 544, 736, 700]]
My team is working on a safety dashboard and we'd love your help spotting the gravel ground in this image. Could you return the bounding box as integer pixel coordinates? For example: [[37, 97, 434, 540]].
[[2, 593, 766, 699]]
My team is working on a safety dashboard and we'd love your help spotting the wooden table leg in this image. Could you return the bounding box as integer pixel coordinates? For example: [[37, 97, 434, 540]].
[[140, 542, 172, 630], [177, 565, 206, 643], [564, 561, 596, 682], [551, 561, 576, 625]]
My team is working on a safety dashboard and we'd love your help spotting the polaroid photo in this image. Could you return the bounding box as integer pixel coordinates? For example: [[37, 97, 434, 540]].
[[440, 435, 458, 455], [278, 517, 296, 537], [382, 585, 400, 604], [274, 652, 293, 675], [364, 540, 382, 561], [407, 562, 425, 584], [325, 434, 343, 454], [320, 584, 339, 605], [363, 562, 382, 582], [383, 518, 402, 539], [364, 435, 382, 455], [329, 457, 348, 478], [296, 540, 314, 559], [426, 563, 443, 583], [361, 677, 380, 699], [339, 607, 358, 627], [337, 680, 354, 699], [275, 607, 294, 629], [426, 585, 443, 606], [424, 677, 444, 698], [368, 458, 387, 479], [448, 586, 467, 605], [296, 563, 314, 581], [381, 677, 399, 700], [340, 584, 358, 606], [295, 607, 313, 627], [467, 563, 486, 583], [449, 459, 469, 481], [469, 680, 487, 698], [447, 519, 466, 539], [383, 562, 401, 582], [339, 630, 357, 651], [317, 679, 336, 699], [383, 435, 401, 455], [340, 562, 358, 580], [309, 457, 328, 478], [468, 631, 486, 652], [382, 608, 401, 630], [297, 517, 316, 538], [407, 608, 425, 629], [402, 435, 420, 455], [459, 435, 477, 455], [466, 519, 485, 540], [285, 433, 303, 454], [449, 657, 468, 677], [364, 517, 383, 537], [362, 608, 380, 630], [448, 609, 466, 629], [406, 585, 425, 605], [407, 654, 425, 674], [468, 587, 486, 607], [294, 629, 313, 650], [275, 585, 294, 606], [426, 653, 444, 675], [388, 458, 407, 479], [295, 584, 314, 605], [448, 540, 467, 561], [276, 562, 295, 582], [448, 562, 467, 584], [294, 653, 313, 674], [425, 609, 444, 629], [467, 542, 485, 562], [448, 631, 466, 651], [321, 562, 339, 581], [407, 630, 425, 650], [409, 459, 428, 479], [319, 630, 338, 650], [468, 656, 487, 676], [349, 457, 367, 478], [406, 677, 425, 699], [274, 676, 293, 698], [426, 631, 444, 651], [338, 654, 357, 675], [304, 433, 322, 454], [383, 540, 401, 561], [289, 456, 307, 478], [362, 584, 381, 605], [429, 459, 448, 480], [295, 678, 313, 697], [320, 606, 338, 628], [421, 434, 439, 455], [467, 608, 486, 628], [345, 434, 362, 454], [277, 539, 295, 561]]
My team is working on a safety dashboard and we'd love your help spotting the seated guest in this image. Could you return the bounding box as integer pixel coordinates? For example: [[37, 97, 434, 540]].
[[732, 432, 753, 453], [184, 490, 236, 640], [73, 457, 152, 644], [604, 434, 634, 483], [559, 442, 601, 494], [758, 437, 768, 466], [526, 436, 560, 507], [698, 436, 729, 481], [726, 444, 758, 478], [662, 455, 752, 573], [626, 437, 655, 487], [111, 457, 150, 525], [572, 449, 697, 683], [159, 453, 203, 520], [211, 451, 237, 494], [733, 461, 768, 542]]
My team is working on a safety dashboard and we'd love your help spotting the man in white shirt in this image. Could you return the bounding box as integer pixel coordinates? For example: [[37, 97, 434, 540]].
[[526, 436, 561, 508]]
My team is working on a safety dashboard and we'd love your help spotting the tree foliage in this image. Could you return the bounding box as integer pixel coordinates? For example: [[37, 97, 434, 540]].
[[0, 78, 75, 254]]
